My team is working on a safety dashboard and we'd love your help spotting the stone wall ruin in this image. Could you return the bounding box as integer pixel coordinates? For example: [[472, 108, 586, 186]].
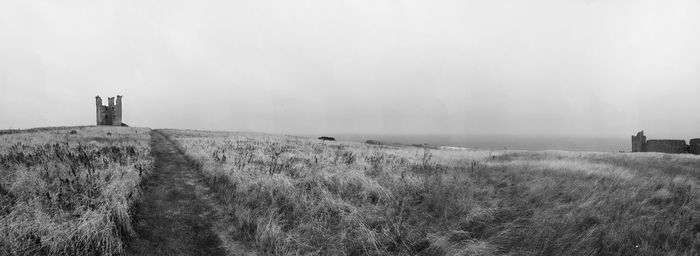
[[644, 140, 689, 154], [631, 130, 699, 155]]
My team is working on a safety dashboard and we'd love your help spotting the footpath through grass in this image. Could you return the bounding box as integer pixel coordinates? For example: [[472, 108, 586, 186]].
[[126, 130, 228, 256]]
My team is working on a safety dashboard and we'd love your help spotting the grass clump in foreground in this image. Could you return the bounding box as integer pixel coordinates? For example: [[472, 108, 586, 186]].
[[163, 129, 700, 256], [0, 126, 153, 255]]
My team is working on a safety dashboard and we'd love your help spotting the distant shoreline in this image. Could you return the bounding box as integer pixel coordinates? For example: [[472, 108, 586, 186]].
[[330, 134, 629, 152]]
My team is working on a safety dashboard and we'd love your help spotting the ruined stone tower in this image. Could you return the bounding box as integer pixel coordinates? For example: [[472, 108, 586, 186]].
[[95, 95, 123, 126], [631, 130, 646, 152]]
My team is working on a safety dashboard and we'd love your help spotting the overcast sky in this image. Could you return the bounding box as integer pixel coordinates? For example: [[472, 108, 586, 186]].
[[1, 0, 699, 138]]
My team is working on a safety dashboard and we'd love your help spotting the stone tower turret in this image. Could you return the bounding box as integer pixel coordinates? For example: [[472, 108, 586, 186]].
[[114, 95, 122, 126], [95, 96, 104, 125]]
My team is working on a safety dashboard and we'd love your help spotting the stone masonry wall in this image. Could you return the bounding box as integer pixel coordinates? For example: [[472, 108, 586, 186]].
[[644, 140, 689, 154], [690, 139, 700, 155]]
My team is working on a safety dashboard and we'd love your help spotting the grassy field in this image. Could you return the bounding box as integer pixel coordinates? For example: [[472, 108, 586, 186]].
[[0, 126, 153, 255], [162, 129, 700, 256]]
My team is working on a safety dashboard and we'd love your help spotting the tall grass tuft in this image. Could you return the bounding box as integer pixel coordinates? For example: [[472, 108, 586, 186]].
[[0, 126, 153, 255]]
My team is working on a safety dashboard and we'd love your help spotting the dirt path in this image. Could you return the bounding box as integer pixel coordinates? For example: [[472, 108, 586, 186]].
[[127, 130, 230, 256]]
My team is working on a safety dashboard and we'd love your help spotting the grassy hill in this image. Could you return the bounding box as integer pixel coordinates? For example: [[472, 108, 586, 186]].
[[1, 127, 699, 255], [161, 129, 700, 255]]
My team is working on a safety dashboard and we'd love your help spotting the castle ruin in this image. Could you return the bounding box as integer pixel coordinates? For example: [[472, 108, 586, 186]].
[[95, 95, 123, 126], [631, 130, 700, 155]]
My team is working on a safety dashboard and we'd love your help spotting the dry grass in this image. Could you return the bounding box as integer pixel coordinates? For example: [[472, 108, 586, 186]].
[[0, 126, 153, 256], [162, 129, 700, 256]]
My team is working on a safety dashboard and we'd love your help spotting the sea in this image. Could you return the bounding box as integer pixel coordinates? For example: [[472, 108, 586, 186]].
[[332, 134, 629, 153]]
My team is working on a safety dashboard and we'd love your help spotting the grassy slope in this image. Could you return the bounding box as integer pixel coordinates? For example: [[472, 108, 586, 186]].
[[0, 126, 153, 255], [162, 129, 700, 256]]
